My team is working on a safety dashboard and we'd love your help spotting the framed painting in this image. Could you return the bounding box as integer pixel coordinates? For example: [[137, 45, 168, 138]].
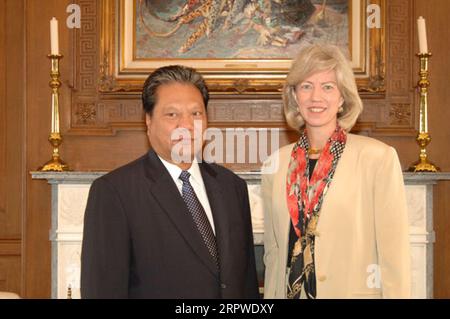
[[99, 0, 385, 95]]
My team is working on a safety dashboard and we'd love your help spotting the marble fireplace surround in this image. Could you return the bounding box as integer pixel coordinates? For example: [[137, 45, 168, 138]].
[[31, 171, 450, 299]]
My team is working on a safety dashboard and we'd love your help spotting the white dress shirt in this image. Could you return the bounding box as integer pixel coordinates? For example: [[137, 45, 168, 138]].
[[158, 156, 216, 234]]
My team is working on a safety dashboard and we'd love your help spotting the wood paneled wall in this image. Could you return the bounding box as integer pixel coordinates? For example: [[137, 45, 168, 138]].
[[0, 0, 25, 295], [414, 0, 450, 298], [0, 0, 449, 298]]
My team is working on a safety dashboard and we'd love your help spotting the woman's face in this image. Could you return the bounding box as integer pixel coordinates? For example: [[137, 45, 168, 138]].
[[294, 69, 344, 132]]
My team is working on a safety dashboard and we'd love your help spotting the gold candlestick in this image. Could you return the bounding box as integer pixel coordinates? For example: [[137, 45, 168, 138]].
[[408, 53, 439, 172], [38, 54, 70, 172]]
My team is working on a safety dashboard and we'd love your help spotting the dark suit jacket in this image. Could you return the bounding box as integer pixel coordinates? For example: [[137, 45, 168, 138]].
[[80, 150, 259, 299]]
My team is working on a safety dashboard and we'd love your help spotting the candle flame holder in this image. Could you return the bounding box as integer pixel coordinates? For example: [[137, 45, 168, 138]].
[[38, 54, 70, 172], [408, 53, 439, 172]]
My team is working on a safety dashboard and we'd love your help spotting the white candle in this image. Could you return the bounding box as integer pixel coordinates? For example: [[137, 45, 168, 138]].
[[417, 16, 428, 54], [50, 17, 59, 55]]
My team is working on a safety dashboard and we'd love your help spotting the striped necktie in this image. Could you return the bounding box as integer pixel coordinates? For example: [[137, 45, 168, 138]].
[[179, 171, 219, 268]]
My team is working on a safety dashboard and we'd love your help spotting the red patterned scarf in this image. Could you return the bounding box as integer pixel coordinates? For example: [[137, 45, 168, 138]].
[[286, 125, 347, 299]]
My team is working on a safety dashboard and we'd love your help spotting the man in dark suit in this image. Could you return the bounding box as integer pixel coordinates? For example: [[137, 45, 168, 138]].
[[80, 65, 259, 298]]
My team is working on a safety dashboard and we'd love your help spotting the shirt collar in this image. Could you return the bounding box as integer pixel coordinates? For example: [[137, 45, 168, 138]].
[[157, 155, 202, 185]]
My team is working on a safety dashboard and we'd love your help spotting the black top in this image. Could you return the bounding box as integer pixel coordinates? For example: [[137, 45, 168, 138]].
[[287, 158, 318, 268]]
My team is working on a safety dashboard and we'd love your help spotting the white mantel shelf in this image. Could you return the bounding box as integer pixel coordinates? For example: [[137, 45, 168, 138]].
[[30, 171, 450, 182], [31, 171, 450, 299]]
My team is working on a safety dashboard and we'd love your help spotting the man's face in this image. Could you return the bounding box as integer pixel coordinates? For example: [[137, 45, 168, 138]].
[[146, 82, 207, 168]]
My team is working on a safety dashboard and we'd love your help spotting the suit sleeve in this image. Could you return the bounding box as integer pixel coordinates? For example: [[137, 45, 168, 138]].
[[80, 178, 130, 298], [374, 147, 412, 298], [238, 178, 261, 299], [261, 160, 279, 299]]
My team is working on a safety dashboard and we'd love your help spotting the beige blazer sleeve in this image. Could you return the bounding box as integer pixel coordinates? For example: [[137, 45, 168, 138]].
[[261, 161, 278, 299], [374, 146, 411, 298]]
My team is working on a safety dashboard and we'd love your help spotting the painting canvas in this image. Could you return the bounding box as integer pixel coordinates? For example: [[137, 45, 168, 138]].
[[100, 0, 384, 94], [135, 0, 350, 60]]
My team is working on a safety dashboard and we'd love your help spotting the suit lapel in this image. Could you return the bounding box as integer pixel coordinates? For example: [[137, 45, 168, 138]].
[[143, 151, 219, 277], [199, 163, 232, 278]]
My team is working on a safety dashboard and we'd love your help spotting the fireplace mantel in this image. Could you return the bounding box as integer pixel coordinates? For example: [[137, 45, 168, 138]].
[[31, 171, 450, 299]]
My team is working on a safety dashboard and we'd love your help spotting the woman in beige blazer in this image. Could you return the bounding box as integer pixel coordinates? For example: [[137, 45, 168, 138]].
[[262, 44, 411, 299]]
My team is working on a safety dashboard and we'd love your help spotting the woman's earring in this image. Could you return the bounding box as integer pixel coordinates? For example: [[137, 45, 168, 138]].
[[338, 100, 344, 113], [293, 92, 299, 105]]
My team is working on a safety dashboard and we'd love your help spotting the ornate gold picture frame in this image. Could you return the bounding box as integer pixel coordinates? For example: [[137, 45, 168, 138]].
[[99, 0, 385, 95]]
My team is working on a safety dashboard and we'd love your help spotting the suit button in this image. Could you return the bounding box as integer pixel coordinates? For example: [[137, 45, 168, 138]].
[[221, 283, 227, 289], [318, 275, 327, 282]]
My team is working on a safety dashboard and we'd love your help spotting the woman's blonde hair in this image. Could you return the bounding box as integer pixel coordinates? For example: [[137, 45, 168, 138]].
[[283, 44, 363, 132]]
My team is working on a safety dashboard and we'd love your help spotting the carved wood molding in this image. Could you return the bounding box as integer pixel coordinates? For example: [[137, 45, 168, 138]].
[[384, 0, 415, 132], [0, 239, 21, 256], [68, 0, 415, 137]]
